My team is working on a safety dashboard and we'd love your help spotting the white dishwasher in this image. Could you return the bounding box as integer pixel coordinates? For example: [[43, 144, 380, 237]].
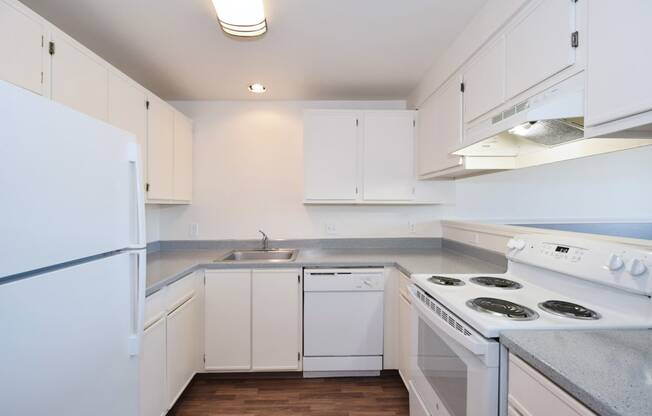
[[303, 268, 385, 376]]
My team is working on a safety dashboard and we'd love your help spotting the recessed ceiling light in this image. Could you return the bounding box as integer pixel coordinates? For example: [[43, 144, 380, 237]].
[[248, 83, 267, 93], [212, 0, 267, 38]]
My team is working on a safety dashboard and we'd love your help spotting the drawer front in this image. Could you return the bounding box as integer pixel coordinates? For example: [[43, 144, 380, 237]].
[[508, 354, 595, 416], [166, 272, 198, 311], [144, 289, 166, 329]]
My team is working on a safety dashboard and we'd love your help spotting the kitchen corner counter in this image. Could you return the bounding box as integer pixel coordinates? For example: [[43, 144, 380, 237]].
[[501, 330, 652, 416], [146, 245, 506, 296]]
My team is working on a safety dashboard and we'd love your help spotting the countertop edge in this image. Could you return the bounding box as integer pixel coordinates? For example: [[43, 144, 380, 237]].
[[500, 333, 618, 416], [146, 259, 410, 296]]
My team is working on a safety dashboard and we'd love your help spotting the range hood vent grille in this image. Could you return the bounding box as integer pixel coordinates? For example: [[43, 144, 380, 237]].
[[511, 119, 584, 146]]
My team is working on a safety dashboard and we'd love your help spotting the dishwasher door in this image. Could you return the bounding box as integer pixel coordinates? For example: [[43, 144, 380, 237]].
[[303, 268, 385, 373]]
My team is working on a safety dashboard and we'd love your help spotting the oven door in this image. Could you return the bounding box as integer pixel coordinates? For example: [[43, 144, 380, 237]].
[[409, 286, 500, 416]]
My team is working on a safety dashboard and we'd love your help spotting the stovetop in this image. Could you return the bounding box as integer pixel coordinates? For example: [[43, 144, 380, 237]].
[[412, 234, 652, 338], [412, 271, 652, 338]]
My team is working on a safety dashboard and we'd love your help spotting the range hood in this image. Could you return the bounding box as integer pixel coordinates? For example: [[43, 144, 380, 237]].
[[453, 73, 652, 168]]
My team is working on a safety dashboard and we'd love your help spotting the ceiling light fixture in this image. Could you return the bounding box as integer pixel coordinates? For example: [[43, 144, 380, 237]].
[[248, 83, 267, 93], [211, 0, 267, 38]]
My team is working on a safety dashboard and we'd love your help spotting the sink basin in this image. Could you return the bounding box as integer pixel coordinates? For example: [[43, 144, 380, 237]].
[[216, 249, 298, 262]]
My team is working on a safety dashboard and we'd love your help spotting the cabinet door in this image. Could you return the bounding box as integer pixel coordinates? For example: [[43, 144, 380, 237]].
[[505, 0, 576, 99], [362, 111, 416, 201], [303, 111, 359, 201], [0, 2, 45, 94], [252, 270, 301, 371], [509, 354, 596, 416], [398, 290, 411, 384], [417, 76, 463, 176], [204, 270, 251, 371], [108, 73, 148, 188], [50, 32, 108, 121], [463, 36, 506, 124], [140, 317, 167, 416], [585, 0, 652, 126], [167, 294, 200, 407], [147, 96, 175, 200], [173, 111, 193, 202]]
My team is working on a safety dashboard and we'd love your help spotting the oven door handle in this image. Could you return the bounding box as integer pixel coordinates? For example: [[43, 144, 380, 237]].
[[409, 286, 493, 357]]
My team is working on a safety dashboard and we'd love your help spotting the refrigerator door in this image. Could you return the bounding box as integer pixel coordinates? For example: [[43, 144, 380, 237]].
[[0, 80, 145, 279], [0, 249, 146, 416]]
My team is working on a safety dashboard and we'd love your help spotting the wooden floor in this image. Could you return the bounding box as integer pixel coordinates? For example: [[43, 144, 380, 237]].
[[168, 373, 409, 416]]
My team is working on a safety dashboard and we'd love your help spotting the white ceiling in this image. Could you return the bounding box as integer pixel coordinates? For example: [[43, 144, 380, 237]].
[[22, 0, 487, 100]]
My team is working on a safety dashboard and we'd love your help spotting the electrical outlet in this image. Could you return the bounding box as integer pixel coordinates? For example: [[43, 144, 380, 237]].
[[325, 223, 337, 235], [189, 223, 199, 238], [408, 221, 417, 234]]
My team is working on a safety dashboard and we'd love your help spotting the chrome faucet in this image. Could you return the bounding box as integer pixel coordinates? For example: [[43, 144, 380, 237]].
[[258, 230, 269, 250]]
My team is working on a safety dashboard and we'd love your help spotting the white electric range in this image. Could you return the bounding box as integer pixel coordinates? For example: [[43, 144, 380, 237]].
[[407, 234, 652, 416]]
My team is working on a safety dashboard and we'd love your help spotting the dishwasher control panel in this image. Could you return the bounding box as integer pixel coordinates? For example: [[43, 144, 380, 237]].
[[303, 268, 385, 292]]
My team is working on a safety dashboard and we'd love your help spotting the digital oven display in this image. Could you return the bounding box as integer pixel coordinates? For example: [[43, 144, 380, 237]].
[[555, 246, 570, 253]]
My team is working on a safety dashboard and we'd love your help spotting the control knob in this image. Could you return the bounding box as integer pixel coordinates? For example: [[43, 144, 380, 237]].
[[605, 254, 624, 271], [507, 238, 526, 251], [627, 259, 648, 277]]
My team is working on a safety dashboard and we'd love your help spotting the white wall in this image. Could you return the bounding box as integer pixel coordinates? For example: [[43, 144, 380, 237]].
[[157, 100, 449, 240], [151, 100, 652, 241], [446, 144, 652, 222], [145, 205, 160, 243]]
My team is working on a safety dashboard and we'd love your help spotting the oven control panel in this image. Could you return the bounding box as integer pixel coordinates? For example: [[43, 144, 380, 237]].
[[539, 243, 588, 263], [507, 234, 652, 295]]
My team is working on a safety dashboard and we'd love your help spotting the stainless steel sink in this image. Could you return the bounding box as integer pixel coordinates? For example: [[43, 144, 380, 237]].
[[216, 249, 298, 262]]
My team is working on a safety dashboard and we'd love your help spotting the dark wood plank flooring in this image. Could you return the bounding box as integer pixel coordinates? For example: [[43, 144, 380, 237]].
[[168, 373, 409, 416]]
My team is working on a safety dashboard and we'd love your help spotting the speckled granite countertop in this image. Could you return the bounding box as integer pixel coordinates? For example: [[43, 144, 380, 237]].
[[146, 246, 505, 296], [501, 330, 652, 416]]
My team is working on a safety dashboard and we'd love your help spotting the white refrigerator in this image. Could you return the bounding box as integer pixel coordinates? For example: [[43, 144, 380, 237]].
[[0, 80, 146, 416]]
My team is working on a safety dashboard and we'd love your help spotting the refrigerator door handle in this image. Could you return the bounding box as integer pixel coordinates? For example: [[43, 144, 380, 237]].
[[127, 142, 146, 249], [128, 250, 146, 357]]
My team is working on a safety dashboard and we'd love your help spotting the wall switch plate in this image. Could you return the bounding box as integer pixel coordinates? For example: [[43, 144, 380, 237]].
[[408, 221, 417, 234], [325, 223, 337, 235], [189, 223, 199, 238]]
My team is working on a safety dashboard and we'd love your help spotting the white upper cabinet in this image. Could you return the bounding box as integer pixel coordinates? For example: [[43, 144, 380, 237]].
[[363, 111, 416, 201], [303, 110, 360, 201], [173, 111, 193, 202], [1, 0, 193, 205], [585, 0, 652, 127], [147, 96, 175, 201], [50, 31, 109, 121], [417, 75, 463, 177], [251, 270, 301, 371], [0, 1, 45, 95], [463, 36, 505, 124], [303, 110, 446, 204], [505, 0, 577, 99], [108, 73, 148, 187]]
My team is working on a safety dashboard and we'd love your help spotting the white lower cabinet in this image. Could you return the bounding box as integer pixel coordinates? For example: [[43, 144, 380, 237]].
[[204, 268, 302, 372], [204, 269, 252, 370], [252, 270, 302, 371], [508, 353, 595, 416], [141, 318, 167, 416], [140, 272, 203, 416], [167, 293, 201, 407], [398, 274, 411, 385], [140, 291, 168, 416]]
